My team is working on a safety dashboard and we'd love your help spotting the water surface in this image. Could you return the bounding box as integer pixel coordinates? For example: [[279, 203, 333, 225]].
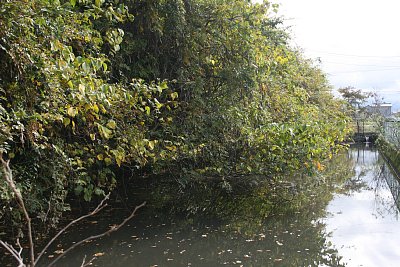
[[39, 145, 400, 266], [323, 145, 400, 267]]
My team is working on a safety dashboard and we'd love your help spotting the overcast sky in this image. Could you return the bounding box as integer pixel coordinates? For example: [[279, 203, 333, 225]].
[[263, 0, 400, 111]]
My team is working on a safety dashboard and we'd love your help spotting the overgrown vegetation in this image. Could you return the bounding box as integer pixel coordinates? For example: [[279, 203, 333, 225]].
[[0, 0, 351, 262]]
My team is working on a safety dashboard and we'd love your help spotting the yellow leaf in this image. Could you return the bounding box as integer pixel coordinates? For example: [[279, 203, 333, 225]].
[[92, 104, 99, 113], [316, 161, 324, 171], [67, 107, 77, 117], [170, 92, 178, 101], [90, 133, 96, 141], [97, 123, 113, 139], [165, 145, 176, 152], [78, 84, 85, 94], [67, 80, 73, 88], [97, 154, 104, 161], [116, 157, 122, 167], [106, 120, 116, 130], [148, 140, 155, 150]]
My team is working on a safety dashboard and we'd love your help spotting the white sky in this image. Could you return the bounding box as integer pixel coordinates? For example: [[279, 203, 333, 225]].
[[259, 0, 400, 111]]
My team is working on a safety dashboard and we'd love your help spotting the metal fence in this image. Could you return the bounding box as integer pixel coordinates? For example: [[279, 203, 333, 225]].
[[383, 119, 400, 147]]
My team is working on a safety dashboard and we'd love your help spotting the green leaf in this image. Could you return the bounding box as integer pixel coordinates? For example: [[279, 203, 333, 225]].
[[74, 185, 83, 195], [98, 124, 113, 139], [82, 62, 90, 73], [104, 157, 112, 166], [70, 0, 77, 7], [159, 81, 168, 90], [170, 92, 178, 101], [63, 117, 71, 126], [145, 106, 151, 115], [94, 187, 104, 196]]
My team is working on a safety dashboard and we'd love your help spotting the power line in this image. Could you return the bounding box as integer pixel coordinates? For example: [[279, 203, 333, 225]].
[[329, 67, 400, 75], [308, 50, 400, 58], [323, 61, 400, 68]]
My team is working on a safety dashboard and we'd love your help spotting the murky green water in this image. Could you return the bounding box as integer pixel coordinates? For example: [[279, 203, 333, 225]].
[[35, 145, 400, 266]]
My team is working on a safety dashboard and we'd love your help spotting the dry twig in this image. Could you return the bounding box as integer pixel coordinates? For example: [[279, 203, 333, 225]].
[[47, 201, 146, 266], [34, 193, 111, 265], [0, 153, 35, 265], [0, 239, 25, 267]]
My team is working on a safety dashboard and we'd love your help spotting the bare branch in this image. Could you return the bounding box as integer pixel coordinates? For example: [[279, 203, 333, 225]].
[[34, 193, 111, 265], [0, 240, 25, 267], [0, 153, 35, 265], [48, 201, 146, 267], [80, 255, 96, 267]]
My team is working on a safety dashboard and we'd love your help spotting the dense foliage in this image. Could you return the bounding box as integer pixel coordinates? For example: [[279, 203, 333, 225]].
[[0, 0, 350, 234]]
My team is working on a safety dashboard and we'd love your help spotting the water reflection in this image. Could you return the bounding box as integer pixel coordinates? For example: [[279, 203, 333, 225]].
[[379, 158, 400, 216], [40, 145, 400, 267], [324, 144, 400, 267]]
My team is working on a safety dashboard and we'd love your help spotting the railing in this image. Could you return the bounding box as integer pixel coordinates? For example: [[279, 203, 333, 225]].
[[383, 120, 400, 148], [381, 158, 400, 211]]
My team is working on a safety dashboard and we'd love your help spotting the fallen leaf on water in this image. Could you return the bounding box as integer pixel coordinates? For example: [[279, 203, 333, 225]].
[[274, 258, 283, 262], [54, 249, 64, 255], [94, 252, 105, 257], [275, 241, 283, 246]]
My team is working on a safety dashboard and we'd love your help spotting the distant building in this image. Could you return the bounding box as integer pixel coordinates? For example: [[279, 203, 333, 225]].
[[365, 103, 392, 117]]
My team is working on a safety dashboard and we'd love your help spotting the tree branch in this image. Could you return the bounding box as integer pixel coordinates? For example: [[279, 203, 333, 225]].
[[47, 201, 146, 267], [0, 239, 25, 267], [80, 255, 96, 267], [0, 153, 35, 265], [34, 193, 111, 265]]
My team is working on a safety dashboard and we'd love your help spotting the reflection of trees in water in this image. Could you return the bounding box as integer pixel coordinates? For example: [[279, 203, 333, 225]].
[[371, 155, 400, 219], [47, 151, 356, 266], [118, 152, 355, 266], [352, 143, 400, 219], [334, 145, 368, 195]]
